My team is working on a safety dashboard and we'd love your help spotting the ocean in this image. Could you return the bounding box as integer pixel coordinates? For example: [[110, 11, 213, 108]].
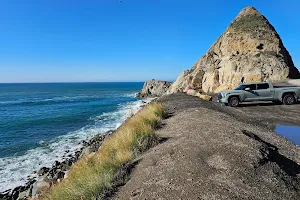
[[0, 82, 144, 192]]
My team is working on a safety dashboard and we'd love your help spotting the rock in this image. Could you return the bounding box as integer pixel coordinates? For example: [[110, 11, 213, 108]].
[[25, 185, 33, 197], [168, 6, 300, 94], [11, 190, 20, 200], [37, 167, 50, 175], [186, 89, 199, 96], [0, 190, 10, 200], [54, 171, 65, 180], [168, 70, 192, 94], [64, 171, 69, 179], [18, 191, 27, 199], [31, 180, 51, 197], [60, 161, 71, 171], [137, 79, 172, 97], [5, 131, 112, 199], [199, 94, 212, 101], [186, 89, 212, 101], [52, 161, 60, 168], [79, 146, 93, 158]]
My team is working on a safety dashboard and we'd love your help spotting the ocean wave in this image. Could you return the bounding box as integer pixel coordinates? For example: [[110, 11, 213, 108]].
[[0, 96, 104, 106], [0, 92, 137, 107], [121, 92, 137, 98], [0, 98, 150, 192]]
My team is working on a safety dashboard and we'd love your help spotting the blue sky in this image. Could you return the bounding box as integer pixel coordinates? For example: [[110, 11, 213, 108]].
[[0, 0, 299, 83]]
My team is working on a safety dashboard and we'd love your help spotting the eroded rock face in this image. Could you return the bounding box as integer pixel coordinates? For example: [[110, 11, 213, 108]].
[[168, 6, 300, 93], [137, 79, 172, 97]]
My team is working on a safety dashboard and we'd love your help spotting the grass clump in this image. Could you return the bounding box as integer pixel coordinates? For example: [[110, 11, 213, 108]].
[[230, 14, 271, 34], [41, 103, 166, 200]]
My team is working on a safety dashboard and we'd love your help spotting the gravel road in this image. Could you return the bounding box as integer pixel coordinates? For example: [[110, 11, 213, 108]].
[[114, 93, 300, 200]]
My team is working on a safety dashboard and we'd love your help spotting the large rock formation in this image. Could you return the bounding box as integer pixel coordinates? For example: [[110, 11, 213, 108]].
[[169, 6, 300, 93], [137, 79, 172, 98]]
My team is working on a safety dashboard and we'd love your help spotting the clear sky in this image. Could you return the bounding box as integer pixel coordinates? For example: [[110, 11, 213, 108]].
[[0, 0, 299, 83]]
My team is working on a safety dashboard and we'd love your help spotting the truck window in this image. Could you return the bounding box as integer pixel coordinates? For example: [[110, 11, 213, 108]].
[[234, 85, 247, 90], [257, 83, 269, 90], [246, 84, 257, 90]]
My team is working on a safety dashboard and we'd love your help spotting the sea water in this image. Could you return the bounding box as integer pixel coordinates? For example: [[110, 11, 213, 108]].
[[0, 82, 145, 192]]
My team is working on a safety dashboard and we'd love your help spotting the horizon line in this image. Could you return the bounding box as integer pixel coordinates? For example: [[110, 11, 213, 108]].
[[0, 81, 149, 84]]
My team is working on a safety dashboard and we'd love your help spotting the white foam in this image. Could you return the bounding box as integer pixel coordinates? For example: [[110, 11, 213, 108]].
[[0, 97, 153, 192], [0, 95, 104, 105]]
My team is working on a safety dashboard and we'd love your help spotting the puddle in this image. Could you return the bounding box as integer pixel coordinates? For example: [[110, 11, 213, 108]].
[[275, 125, 300, 146]]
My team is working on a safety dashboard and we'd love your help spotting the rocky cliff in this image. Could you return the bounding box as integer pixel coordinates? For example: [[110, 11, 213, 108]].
[[168, 6, 300, 93], [137, 79, 172, 98]]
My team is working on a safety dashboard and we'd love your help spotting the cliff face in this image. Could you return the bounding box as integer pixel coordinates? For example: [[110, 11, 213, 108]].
[[169, 6, 300, 93], [137, 79, 172, 98]]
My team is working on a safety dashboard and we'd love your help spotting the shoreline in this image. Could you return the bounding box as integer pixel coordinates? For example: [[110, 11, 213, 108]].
[[3, 91, 300, 199], [0, 97, 154, 199]]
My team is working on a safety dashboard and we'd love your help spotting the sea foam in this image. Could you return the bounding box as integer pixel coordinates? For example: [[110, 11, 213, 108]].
[[0, 97, 152, 192]]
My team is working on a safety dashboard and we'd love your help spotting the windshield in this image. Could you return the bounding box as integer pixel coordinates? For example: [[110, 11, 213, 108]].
[[234, 85, 247, 90]]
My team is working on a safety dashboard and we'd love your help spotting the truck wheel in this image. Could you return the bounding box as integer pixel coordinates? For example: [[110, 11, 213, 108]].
[[282, 94, 295, 105], [228, 96, 239, 107]]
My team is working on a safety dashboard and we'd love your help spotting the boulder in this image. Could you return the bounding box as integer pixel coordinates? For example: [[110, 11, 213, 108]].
[[37, 167, 50, 175], [186, 89, 199, 96], [199, 94, 212, 101], [31, 180, 51, 197], [186, 89, 212, 101], [18, 191, 27, 199], [137, 79, 172, 97], [168, 6, 300, 93]]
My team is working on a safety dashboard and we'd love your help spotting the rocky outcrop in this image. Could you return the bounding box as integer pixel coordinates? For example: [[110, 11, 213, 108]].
[[168, 6, 300, 93], [1, 132, 112, 200], [137, 79, 172, 98]]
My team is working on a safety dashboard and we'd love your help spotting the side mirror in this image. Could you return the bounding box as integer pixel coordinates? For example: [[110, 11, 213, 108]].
[[245, 87, 251, 91]]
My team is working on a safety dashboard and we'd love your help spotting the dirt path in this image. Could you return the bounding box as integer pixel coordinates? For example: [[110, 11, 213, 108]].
[[113, 93, 300, 200]]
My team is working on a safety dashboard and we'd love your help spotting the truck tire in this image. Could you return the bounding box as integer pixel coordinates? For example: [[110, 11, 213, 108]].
[[282, 94, 295, 105], [228, 96, 239, 107]]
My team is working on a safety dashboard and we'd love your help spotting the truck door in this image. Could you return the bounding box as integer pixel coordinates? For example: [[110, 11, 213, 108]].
[[243, 84, 258, 101], [255, 83, 274, 101]]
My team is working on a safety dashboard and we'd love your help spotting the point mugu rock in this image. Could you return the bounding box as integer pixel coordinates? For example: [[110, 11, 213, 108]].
[[141, 6, 300, 97]]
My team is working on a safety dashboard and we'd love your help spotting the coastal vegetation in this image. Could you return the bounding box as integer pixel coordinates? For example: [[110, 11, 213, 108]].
[[41, 103, 167, 200]]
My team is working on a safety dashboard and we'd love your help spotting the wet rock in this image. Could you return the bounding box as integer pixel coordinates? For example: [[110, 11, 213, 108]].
[[24, 184, 33, 198], [0, 190, 10, 200], [60, 162, 71, 171], [52, 161, 60, 168], [54, 171, 65, 180], [18, 191, 27, 199], [6, 130, 113, 199], [11, 186, 23, 200], [37, 167, 50, 175]]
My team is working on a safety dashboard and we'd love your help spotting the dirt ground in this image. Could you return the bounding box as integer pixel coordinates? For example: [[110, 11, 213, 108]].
[[113, 93, 300, 200]]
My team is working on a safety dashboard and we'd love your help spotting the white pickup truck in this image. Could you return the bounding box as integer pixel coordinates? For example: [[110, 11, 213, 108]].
[[217, 81, 300, 107]]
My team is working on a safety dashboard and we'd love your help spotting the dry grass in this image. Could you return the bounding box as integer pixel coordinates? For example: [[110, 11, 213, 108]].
[[42, 103, 166, 200]]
